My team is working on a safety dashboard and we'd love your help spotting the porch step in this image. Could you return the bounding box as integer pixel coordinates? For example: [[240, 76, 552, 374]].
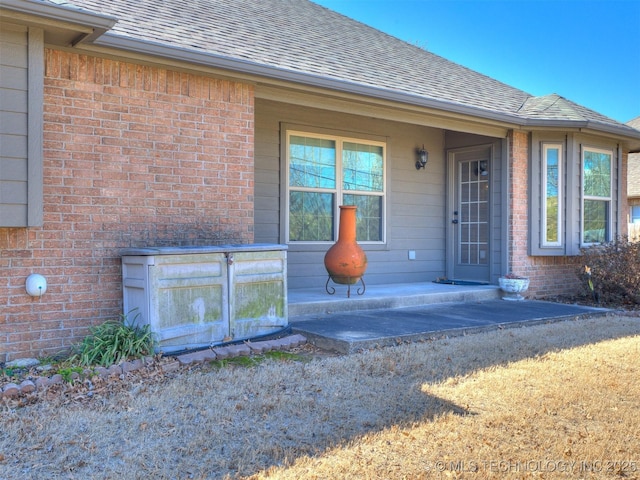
[[288, 282, 501, 317]]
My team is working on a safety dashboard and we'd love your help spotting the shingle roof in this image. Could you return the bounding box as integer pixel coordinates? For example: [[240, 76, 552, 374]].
[[519, 94, 618, 124], [36, 0, 640, 138]]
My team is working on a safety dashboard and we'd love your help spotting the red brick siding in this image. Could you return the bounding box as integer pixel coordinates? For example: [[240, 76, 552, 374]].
[[507, 130, 581, 297], [1, 50, 254, 362]]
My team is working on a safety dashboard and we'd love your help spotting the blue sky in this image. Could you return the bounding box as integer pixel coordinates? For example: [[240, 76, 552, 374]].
[[313, 0, 640, 124]]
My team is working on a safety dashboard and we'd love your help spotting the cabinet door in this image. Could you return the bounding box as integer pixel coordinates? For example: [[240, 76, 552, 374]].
[[149, 253, 229, 350], [228, 249, 288, 340]]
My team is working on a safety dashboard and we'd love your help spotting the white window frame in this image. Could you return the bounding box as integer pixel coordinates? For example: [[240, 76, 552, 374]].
[[541, 143, 563, 247], [285, 131, 386, 244], [581, 146, 613, 246]]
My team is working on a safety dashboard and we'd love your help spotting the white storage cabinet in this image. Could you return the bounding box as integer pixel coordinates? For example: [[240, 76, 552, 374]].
[[121, 244, 287, 353]]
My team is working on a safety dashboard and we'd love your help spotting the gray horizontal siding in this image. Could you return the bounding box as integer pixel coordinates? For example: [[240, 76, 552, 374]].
[[1, 25, 29, 227], [0, 24, 43, 227], [255, 98, 448, 289]]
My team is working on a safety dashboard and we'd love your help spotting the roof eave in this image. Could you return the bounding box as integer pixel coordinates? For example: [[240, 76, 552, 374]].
[[1, 0, 117, 29], [1, 0, 117, 45], [79, 33, 640, 148], [90, 34, 529, 121], [524, 119, 640, 145]]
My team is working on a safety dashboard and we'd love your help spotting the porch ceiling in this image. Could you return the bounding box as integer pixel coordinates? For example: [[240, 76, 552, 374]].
[[255, 84, 511, 139]]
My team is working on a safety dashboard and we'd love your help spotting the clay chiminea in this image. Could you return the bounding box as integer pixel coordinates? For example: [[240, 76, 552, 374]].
[[324, 205, 367, 297]]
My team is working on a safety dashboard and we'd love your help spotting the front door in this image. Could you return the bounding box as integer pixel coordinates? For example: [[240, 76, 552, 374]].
[[448, 147, 491, 282]]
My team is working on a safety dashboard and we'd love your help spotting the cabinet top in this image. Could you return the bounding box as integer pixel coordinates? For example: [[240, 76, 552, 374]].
[[121, 243, 287, 256]]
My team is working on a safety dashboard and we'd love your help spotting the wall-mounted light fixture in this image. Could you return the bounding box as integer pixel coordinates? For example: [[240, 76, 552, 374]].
[[475, 160, 488, 176], [415, 145, 428, 170], [25, 273, 47, 297]]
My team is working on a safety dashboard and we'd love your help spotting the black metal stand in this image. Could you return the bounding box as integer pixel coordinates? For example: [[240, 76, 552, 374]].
[[325, 276, 366, 298]]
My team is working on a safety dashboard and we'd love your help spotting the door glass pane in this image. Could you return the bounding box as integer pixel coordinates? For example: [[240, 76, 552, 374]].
[[469, 182, 478, 202], [479, 181, 489, 202], [289, 136, 336, 188], [469, 224, 478, 243], [461, 204, 470, 223], [461, 224, 469, 243], [461, 161, 470, 182], [460, 245, 469, 263], [470, 245, 478, 264], [461, 183, 470, 203], [289, 191, 334, 241]]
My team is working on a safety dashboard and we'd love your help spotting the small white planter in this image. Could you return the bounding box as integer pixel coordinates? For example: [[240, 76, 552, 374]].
[[498, 277, 530, 301]]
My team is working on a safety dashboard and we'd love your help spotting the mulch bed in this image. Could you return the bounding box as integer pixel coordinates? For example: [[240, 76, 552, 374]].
[[1, 341, 328, 409]]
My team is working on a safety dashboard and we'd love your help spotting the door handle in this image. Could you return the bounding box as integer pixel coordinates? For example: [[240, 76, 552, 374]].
[[452, 219, 458, 224]]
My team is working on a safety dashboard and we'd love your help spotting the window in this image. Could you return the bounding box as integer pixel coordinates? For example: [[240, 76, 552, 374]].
[[287, 132, 385, 243], [542, 144, 562, 246], [582, 148, 612, 244], [632, 206, 640, 224], [531, 134, 620, 256]]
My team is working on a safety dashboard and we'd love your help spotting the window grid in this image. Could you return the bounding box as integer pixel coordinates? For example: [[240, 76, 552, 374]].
[[458, 160, 489, 266], [287, 132, 385, 243], [582, 147, 612, 245]]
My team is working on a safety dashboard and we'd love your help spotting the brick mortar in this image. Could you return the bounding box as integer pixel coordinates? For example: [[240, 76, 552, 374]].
[[1, 49, 256, 362], [506, 130, 580, 298]]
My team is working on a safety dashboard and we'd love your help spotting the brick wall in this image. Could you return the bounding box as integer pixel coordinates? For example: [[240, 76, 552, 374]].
[[507, 130, 580, 298], [1, 50, 255, 362]]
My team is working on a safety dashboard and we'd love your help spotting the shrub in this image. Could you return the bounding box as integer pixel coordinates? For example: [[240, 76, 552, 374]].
[[578, 236, 640, 305], [72, 312, 155, 367]]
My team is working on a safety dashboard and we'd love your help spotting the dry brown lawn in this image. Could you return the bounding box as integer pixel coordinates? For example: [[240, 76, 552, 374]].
[[1, 314, 639, 479]]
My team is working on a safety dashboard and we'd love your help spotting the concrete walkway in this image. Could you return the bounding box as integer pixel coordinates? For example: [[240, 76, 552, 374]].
[[288, 282, 608, 353]]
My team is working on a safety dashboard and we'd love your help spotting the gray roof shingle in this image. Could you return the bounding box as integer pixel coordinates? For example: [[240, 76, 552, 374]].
[[37, 0, 640, 137]]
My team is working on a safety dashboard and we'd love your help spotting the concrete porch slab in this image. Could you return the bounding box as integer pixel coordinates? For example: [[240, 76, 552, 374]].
[[288, 281, 501, 316], [290, 298, 609, 354]]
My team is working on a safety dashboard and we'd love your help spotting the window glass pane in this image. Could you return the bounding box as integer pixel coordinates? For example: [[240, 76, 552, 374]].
[[343, 194, 382, 241], [583, 150, 611, 197], [289, 136, 336, 188], [583, 199, 608, 243], [632, 206, 640, 223], [289, 191, 334, 241], [545, 147, 560, 244], [342, 142, 383, 192]]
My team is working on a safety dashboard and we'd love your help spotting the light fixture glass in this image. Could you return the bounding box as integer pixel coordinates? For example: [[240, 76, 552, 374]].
[[26, 273, 47, 297], [416, 145, 428, 170]]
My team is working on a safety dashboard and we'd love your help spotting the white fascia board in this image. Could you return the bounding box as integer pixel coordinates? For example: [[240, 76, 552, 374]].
[[2, 0, 117, 28]]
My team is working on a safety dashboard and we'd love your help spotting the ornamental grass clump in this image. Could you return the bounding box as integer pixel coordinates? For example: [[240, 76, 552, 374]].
[[579, 236, 640, 305], [72, 312, 155, 367]]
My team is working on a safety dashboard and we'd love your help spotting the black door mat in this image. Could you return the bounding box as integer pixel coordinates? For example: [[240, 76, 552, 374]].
[[433, 278, 489, 286]]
